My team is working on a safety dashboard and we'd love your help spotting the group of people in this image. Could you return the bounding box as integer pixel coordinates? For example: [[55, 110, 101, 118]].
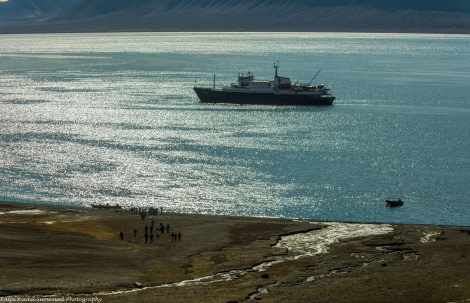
[[171, 232, 182, 242], [119, 217, 181, 244], [130, 206, 164, 220]]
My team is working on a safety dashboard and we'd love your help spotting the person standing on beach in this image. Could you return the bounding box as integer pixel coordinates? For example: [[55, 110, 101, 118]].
[[119, 230, 124, 241]]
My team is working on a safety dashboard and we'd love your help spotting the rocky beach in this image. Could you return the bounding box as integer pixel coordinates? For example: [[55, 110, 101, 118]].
[[0, 201, 469, 302]]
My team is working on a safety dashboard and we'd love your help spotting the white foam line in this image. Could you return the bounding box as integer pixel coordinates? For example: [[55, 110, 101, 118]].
[[255, 222, 393, 272], [0, 209, 46, 215], [276, 222, 394, 256], [92, 269, 249, 297]]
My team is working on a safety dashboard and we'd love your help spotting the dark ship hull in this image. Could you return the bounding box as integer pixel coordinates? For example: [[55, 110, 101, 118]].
[[194, 87, 335, 106]]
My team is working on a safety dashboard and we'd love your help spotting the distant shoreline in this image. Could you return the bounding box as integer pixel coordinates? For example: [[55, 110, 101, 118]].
[[1, 199, 469, 227], [1, 26, 470, 35]]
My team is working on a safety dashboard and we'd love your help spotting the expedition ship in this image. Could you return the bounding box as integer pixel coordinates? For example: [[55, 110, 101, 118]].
[[194, 62, 335, 106]]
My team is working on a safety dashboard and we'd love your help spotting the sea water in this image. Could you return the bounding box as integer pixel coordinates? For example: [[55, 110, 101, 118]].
[[0, 32, 469, 226]]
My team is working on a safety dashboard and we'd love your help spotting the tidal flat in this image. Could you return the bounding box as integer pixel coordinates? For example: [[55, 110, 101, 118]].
[[1, 201, 469, 302]]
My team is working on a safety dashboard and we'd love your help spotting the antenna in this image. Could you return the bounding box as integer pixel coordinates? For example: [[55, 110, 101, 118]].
[[273, 61, 279, 78], [308, 69, 322, 86]]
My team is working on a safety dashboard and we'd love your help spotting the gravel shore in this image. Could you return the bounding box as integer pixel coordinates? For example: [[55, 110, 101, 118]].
[[1, 201, 469, 302]]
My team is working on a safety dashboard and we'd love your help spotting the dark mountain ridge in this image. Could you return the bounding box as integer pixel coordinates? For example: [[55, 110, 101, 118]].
[[1, 0, 469, 33], [0, 0, 79, 25]]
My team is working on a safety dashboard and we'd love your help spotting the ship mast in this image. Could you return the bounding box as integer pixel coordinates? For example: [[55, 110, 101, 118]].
[[273, 61, 279, 78], [308, 69, 322, 86]]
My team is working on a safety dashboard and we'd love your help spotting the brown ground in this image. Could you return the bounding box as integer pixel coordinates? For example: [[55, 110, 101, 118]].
[[0, 201, 469, 302]]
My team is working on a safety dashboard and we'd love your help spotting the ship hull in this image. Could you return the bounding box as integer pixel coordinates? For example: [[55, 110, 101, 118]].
[[194, 87, 334, 106]]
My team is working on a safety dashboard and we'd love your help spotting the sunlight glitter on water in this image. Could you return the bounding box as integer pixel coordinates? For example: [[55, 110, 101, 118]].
[[1, 33, 469, 225]]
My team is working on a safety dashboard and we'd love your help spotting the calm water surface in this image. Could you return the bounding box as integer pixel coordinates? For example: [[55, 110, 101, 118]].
[[1, 32, 469, 225]]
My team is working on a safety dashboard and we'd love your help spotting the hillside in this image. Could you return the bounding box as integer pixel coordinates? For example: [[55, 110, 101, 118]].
[[0, 0, 79, 25], [1, 0, 469, 33]]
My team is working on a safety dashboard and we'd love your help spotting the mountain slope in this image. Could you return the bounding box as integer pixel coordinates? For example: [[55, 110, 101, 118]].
[[50, 0, 470, 33], [1, 0, 469, 33], [0, 0, 79, 25]]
